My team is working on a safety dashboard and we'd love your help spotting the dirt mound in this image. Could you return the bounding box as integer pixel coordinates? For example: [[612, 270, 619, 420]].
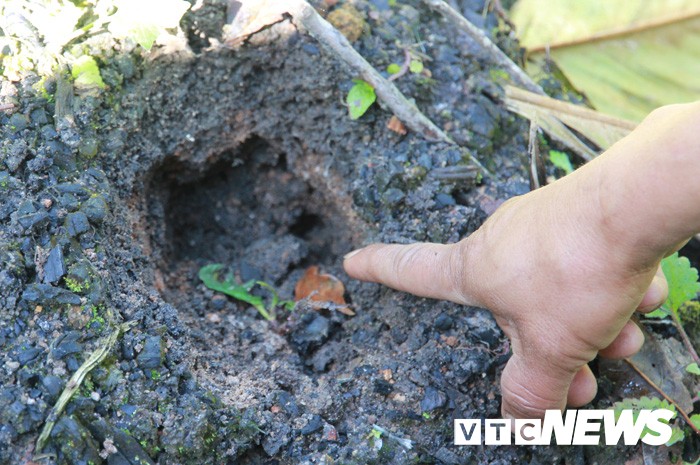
[[0, 0, 633, 463]]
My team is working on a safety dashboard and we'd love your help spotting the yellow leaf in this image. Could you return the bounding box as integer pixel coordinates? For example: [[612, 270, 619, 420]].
[[505, 86, 635, 150], [512, 0, 700, 121]]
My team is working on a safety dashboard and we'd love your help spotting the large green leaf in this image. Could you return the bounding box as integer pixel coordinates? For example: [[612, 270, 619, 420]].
[[512, 0, 700, 121]]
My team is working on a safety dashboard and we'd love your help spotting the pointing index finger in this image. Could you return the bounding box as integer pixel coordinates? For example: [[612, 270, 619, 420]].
[[343, 242, 479, 306]]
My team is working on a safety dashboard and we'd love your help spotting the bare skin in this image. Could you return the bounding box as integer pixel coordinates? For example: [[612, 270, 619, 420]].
[[343, 102, 700, 420]]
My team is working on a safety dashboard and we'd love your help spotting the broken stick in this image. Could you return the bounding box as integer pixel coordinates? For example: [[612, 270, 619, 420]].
[[287, 0, 492, 177]]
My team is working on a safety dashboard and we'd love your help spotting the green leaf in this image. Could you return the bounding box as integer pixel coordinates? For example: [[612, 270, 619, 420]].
[[644, 307, 670, 319], [666, 426, 685, 447], [613, 396, 677, 440], [387, 63, 401, 74], [198, 264, 272, 320], [347, 79, 376, 120], [108, 0, 191, 50], [128, 24, 163, 51], [692, 414, 700, 428], [613, 396, 676, 419], [661, 252, 700, 315], [409, 60, 423, 74], [687, 363, 700, 375], [71, 56, 105, 89], [549, 150, 573, 174]]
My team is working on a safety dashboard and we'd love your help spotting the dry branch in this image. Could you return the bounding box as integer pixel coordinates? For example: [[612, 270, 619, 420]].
[[421, 0, 601, 162], [421, 0, 542, 95], [506, 86, 635, 153], [286, 0, 492, 176]]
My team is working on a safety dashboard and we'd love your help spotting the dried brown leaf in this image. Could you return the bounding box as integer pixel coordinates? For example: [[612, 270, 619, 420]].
[[295, 266, 354, 315], [387, 115, 407, 135]]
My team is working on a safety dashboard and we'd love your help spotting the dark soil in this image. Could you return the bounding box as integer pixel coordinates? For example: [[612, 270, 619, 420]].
[[0, 0, 658, 463]]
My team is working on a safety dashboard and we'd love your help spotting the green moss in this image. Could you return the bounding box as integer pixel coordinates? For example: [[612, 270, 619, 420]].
[[88, 305, 105, 330], [489, 68, 510, 83], [65, 277, 86, 293], [679, 301, 700, 324], [150, 369, 161, 381]]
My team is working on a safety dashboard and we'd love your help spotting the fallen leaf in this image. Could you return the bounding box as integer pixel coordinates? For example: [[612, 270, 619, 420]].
[[387, 115, 407, 135], [295, 266, 354, 315], [512, 0, 700, 121]]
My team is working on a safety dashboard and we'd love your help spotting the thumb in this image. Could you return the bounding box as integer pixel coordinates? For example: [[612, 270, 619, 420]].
[[343, 242, 482, 306], [500, 353, 597, 419]]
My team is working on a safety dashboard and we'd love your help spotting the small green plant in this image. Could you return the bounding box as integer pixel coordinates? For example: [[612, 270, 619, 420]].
[[71, 55, 106, 89], [88, 305, 105, 330], [408, 59, 423, 74], [150, 369, 161, 381], [549, 150, 574, 174], [65, 277, 86, 293], [612, 396, 682, 446], [421, 412, 431, 420], [198, 264, 294, 321], [386, 54, 425, 79], [619, 252, 700, 455], [346, 79, 376, 120], [647, 253, 700, 320], [687, 363, 700, 375]]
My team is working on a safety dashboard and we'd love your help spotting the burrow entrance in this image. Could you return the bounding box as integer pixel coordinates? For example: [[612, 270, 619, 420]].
[[143, 136, 360, 400], [148, 136, 354, 297]]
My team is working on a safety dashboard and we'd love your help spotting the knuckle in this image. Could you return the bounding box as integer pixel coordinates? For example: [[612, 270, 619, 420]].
[[502, 376, 564, 419]]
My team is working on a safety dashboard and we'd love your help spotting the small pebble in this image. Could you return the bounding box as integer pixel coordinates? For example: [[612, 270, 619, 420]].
[[323, 423, 338, 441], [442, 335, 458, 347]]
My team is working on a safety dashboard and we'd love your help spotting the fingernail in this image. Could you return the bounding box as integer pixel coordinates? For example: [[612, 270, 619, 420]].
[[642, 276, 665, 311], [344, 248, 363, 260], [650, 276, 665, 309]]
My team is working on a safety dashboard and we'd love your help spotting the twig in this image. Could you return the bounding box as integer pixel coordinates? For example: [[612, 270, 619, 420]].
[[287, 0, 493, 177], [506, 86, 637, 132], [527, 120, 544, 190], [371, 424, 414, 450], [624, 357, 700, 437], [388, 49, 411, 82], [670, 311, 700, 367], [487, 0, 515, 29], [0, 103, 15, 111], [421, 0, 600, 163], [429, 165, 479, 181], [421, 0, 542, 95], [34, 321, 137, 457]]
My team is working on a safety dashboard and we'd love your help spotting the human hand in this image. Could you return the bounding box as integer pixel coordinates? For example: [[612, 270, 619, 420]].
[[340, 103, 700, 419]]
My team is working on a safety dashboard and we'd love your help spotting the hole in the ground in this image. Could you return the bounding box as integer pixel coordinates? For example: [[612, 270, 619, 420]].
[[146, 135, 353, 312]]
